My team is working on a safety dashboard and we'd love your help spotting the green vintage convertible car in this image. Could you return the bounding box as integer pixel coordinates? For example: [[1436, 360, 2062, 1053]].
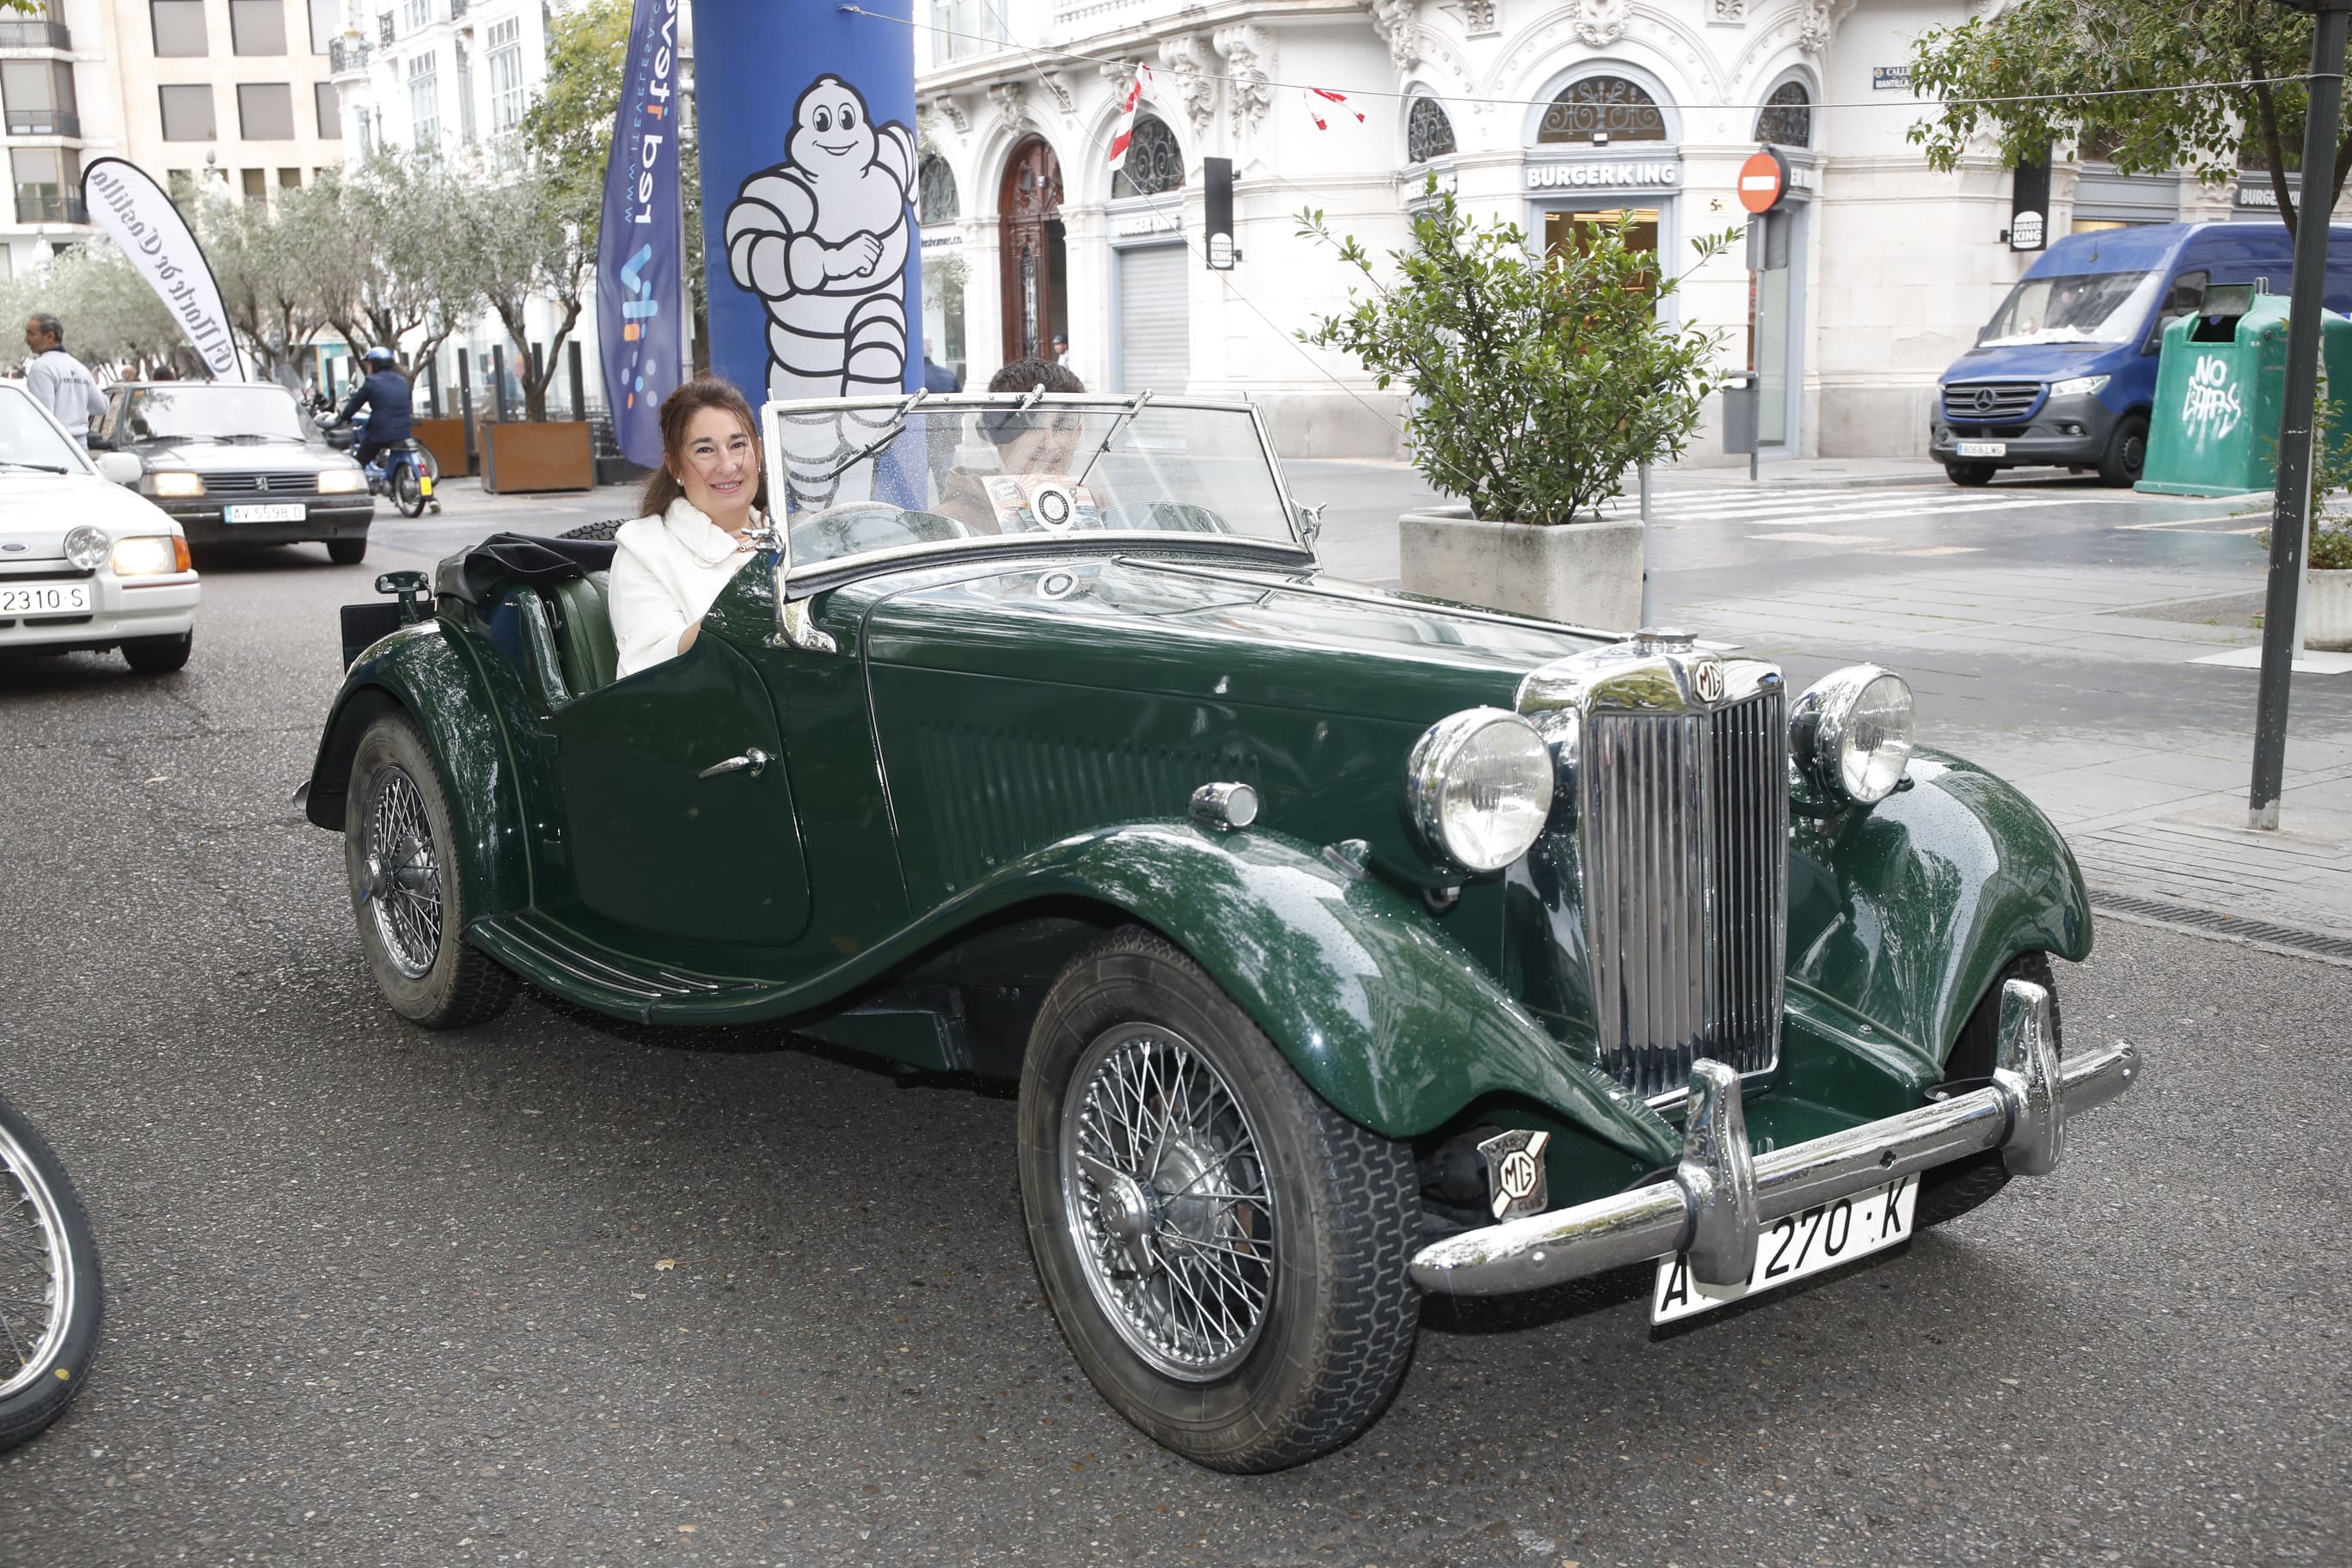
[[303, 393, 2139, 1472]]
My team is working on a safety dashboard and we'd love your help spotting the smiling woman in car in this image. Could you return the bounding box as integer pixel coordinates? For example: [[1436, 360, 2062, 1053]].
[[608, 378, 769, 678]]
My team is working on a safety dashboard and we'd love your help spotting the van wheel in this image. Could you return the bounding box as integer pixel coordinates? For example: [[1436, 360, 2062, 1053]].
[[2098, 413, 2149, 487], [1945, 462, 1995, 487]]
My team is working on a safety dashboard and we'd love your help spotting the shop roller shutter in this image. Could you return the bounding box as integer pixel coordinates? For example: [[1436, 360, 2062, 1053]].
[[1117, 244, 1190, 396]]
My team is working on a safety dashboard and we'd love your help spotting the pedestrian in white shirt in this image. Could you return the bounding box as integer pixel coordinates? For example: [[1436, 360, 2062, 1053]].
[[21, 315, 105, 444], [609, 377, 769, 679]]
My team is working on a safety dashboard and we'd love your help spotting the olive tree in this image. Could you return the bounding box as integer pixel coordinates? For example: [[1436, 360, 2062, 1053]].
[[1908, 0, 2349, 236], [1297, 185, 1734, 525], [304, 156, 478, 381]]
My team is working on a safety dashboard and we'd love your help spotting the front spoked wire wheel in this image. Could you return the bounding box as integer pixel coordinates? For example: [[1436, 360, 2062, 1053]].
[[1020, 927, 1421, 1473], [0, 1093, 102, 1451], [1063, 1026, 1277, 1380], [346, 714, 518, 1029]]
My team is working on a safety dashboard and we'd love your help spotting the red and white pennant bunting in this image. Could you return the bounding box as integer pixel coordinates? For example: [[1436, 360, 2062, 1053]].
[[1303, 87, 1365, 130], [1106, 65, 1153, 170]]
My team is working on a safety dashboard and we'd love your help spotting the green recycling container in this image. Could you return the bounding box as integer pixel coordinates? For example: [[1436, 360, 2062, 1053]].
[[2138, 292, 2352, 496]]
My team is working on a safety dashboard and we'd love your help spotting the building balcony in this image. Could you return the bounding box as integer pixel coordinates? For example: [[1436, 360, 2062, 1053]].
[[449, 0, 468, 18], [0, 21, 71, 49], [329, 38, 371, 74], [4, 109, 78, 138], [15, 190, 85, 224]]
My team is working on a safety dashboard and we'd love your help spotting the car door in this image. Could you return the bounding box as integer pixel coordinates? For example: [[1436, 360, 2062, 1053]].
[[542, 632, 814, 955]]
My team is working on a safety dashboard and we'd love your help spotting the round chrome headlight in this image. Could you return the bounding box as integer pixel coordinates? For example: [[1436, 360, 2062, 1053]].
[[1792, 665, 1915, 806], [63, 524, 107, 571], [1406, 708, 1555, 874]]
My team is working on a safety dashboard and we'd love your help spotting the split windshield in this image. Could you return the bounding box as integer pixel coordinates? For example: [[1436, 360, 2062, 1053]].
[[1977, 270, 2161, 347], [769, 398, 1302, 571]]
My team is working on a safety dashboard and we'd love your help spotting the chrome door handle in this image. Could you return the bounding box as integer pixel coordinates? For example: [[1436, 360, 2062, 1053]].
[[697, 748, 769, 779]]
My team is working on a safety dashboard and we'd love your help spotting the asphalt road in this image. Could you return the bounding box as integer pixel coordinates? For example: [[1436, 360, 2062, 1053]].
[[0, 520, 2346, 1566]]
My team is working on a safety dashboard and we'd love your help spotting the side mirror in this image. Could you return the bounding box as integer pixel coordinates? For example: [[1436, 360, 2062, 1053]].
[[96, 452, 142, 487]]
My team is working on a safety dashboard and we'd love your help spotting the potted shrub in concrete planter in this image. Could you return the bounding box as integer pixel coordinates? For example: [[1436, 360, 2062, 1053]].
[[2306, 519, 2352, 651], [1298, 186, 1730, 628]]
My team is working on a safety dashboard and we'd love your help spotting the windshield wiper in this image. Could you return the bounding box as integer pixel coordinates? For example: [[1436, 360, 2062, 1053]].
[[810, 389, 929, 487], [1074, 389, 1152, 487], [0, 461, 69, 473]]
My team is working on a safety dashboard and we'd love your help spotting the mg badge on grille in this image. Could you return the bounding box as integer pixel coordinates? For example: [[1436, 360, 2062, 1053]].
[[1479, 1128, 1551, 1222], [1691, 659, 1725, 703]]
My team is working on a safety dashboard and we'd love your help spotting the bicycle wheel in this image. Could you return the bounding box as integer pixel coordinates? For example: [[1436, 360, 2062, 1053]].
[[0, 1093, 101, 1451], [394, 461, 426, 518]]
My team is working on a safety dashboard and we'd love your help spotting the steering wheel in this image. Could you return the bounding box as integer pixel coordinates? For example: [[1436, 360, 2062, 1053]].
[[788, 502, 972, 564]]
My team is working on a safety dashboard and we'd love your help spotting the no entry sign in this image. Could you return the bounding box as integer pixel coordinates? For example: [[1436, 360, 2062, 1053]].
[[1738, 147, 1788, 214]]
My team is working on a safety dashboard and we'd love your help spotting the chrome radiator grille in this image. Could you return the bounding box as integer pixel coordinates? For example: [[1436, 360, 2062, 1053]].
[[1580, 690, 1788, 1100]]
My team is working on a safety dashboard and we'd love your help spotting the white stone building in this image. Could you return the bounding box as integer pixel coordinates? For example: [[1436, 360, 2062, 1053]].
[[0, 0, 347, 282], [910, 0, 2315, 463]]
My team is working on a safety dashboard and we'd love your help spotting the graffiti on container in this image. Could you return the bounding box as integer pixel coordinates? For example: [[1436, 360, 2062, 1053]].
[[2183, 353, 2244, 444]]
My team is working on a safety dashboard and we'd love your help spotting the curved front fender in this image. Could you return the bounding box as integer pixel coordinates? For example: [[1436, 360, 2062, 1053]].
[[303, 620, 532, 921], [1789, 749, 2092, 1069], [960, 823, 1681, 1161]]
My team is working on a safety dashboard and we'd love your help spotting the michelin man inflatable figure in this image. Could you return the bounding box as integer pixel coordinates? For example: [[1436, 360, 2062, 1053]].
[[724, 75, 916, 507]]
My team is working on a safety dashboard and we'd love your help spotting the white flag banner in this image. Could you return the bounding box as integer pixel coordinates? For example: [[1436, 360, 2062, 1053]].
[[78, 157, 243, 381]]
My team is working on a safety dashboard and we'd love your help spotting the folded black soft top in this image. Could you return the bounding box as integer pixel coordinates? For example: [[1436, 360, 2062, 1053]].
[[433, 530, 622, 605]]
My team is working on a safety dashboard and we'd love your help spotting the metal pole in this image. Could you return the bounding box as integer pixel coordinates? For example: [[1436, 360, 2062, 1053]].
[[491, 344, 511, 423], [2249, 0, 2350, 830], [567, 340, 587, 425], [456, 349, 476, 475]]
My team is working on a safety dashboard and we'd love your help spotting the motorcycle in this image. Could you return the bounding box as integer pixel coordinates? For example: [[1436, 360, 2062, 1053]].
[[0, 1092, 101, 1450], [315, 411, 441, 518]]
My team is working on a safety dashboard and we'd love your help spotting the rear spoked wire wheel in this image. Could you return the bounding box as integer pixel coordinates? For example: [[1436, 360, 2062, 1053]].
[[346, 714, 517, 1028], [1063, 1025, 1277, 1381], [393, 460, 427, 518], [0, 1094, 101, 1451]]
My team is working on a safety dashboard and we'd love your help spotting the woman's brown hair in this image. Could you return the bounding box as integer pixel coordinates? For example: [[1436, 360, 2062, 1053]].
[[638, 377, 766, 519]]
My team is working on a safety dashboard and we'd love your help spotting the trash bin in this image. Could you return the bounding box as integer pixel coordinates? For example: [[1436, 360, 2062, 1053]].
[[2138, 289, 2352, 496]]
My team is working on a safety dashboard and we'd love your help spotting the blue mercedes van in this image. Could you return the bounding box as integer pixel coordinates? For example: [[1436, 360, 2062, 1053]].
[[1932, 221, 2352, 486]]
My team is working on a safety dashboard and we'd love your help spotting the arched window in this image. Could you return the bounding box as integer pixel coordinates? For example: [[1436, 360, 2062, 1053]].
[[918, 154, 959, 224], [1536, 75, 1668, 144], [1754, 82, 1811, 149], [1406, 97, 1455, 163], [1112, 115, 1183, 198]]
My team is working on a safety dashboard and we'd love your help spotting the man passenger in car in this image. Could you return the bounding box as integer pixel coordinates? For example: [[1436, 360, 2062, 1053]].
[[609, 378, 769, 679], [934, 358, 1087, 535]]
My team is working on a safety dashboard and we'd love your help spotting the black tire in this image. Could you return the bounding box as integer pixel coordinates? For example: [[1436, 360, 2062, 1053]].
[[394, 463, 426, 518], [327, 535, 369, 566], [121, 629, 193, 674], [344, 712, 518, 1029], [0, 1093, 103, 1453], [1917, 952, 2061, 1230], [2097, 413, 2149, 487], [1945, 462, 1996, 487], [1018, 927, 1420, 1473]]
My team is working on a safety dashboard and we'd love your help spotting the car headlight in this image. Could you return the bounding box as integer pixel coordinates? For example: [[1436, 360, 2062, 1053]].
[[2049, 375, 2110, 398], [1790, 665, 1915, 807], [63, 524, 107, 570], [315, 468, 365, 494], [146, 471, 204, 497], [1406, 708, 1555, 874], [109, 535, 186, 577]]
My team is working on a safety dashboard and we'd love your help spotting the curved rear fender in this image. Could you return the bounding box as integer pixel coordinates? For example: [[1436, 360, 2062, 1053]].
[[1787, 749, 2092, 1078], [981, 822, 1680, 1161], [304, 622, 531, 920]]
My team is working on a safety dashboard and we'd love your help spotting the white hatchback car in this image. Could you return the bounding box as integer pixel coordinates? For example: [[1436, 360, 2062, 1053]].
[[0, 379, 199, 673]]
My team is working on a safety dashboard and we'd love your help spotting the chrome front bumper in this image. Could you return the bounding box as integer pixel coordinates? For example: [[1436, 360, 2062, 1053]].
[[1411, 979, 2141, 1296]]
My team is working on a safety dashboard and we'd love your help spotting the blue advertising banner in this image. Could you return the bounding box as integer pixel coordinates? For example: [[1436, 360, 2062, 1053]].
[[696, 0, 920, 505], [595, 0, 684, 467]]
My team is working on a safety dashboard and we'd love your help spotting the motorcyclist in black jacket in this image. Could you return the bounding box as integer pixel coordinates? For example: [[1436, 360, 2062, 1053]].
[[333, 346, 413, 468]]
